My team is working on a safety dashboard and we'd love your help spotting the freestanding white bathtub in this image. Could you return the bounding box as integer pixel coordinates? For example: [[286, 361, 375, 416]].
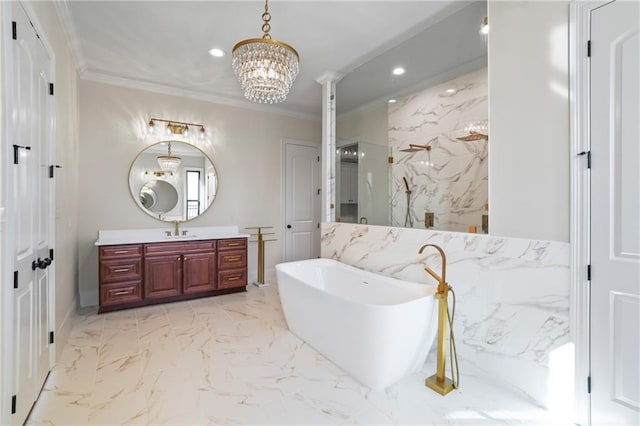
[[275, 258, 438, 390]]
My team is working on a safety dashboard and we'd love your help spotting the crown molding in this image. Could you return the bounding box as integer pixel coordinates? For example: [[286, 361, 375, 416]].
[[54, 0, 87, 74], [80, 70, 321, 122]]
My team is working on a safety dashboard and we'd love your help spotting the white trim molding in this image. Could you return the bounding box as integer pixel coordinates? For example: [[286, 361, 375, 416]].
[[569, 1, 610, 425]]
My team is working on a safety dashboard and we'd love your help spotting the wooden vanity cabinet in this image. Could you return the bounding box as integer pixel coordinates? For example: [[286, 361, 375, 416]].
[[144, 240, 217, 300], [98, 244, 143, 310], [218, 238, 248, 289], [99, 238, 247, 313]]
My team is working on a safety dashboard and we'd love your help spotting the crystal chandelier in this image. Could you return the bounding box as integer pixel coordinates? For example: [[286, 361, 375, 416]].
[[157, 142, 181, 173], [232, 0, 299, 104]]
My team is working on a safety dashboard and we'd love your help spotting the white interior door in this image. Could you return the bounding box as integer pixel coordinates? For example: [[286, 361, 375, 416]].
[[590, 1, 640, 424], [284, 140, 320, 261], [7, 4, 55, 424]]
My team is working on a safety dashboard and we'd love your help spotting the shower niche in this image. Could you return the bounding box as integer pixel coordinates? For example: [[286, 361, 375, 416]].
[[335, 141, 389, 225]]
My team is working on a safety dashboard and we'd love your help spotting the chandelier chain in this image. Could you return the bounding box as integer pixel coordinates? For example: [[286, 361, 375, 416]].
[[262, 0, 271, 39]]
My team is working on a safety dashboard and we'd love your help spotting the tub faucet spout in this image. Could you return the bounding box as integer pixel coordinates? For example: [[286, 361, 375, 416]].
[[418, 243, 459, 396], [418, 243, 447, 294]]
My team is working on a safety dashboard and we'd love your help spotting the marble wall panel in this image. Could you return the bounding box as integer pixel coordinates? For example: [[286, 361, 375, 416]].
[[320, 222, 571, 407], [389, 68, 488, 233]]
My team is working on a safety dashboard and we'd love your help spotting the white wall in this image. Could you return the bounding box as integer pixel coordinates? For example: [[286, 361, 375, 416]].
[[488, 0, 570, 242], [77, 80, 320, 305]]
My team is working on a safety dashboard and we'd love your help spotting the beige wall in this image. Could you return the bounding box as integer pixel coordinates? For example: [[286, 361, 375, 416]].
[[77, 80, 320, 305], [30, 1, 80, 358], [337, 102, 388, 147], [488, 0, 570, 242]]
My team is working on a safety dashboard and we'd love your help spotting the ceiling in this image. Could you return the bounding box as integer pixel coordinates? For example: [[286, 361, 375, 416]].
[[56, 1, 481, 120]]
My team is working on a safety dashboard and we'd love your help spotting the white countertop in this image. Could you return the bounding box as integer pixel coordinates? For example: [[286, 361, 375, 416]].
[[95, 225, 250, 246]]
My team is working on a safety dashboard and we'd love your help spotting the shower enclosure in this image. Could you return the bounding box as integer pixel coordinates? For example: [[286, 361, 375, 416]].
[[335, 141, 389, 225]]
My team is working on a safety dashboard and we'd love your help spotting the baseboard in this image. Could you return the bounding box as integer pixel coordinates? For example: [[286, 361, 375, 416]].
[[55, 293, 78, 361]]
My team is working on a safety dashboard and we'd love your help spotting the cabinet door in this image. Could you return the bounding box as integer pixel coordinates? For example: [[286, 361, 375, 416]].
[[340, 163, 358, 203], [183, 252, 217, 294], [144, 254, 182, 299]]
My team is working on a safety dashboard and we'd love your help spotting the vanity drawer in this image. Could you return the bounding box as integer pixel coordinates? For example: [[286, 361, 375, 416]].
[[218, 269, 247, 289], [144, 241, 216, 256], [218, 250, 247, 269], [100, 259, 142, 283], [100, 281, 142, 307], [218, 238, 247, 251], [99, 244, 142, 259]]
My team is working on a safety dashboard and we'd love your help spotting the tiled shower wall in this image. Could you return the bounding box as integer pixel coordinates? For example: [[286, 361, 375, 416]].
[[321, 222, 572, 408], [389, 67, 488, 232]]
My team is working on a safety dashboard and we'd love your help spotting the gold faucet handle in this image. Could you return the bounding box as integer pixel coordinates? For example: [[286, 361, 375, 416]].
[[165, 231, 171, 237]]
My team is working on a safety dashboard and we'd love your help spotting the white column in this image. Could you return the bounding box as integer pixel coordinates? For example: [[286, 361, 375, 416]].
[[316, 73, 341, 223]]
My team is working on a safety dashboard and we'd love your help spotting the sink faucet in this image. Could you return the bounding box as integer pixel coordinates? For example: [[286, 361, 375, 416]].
[[174, 220, 180, 236]]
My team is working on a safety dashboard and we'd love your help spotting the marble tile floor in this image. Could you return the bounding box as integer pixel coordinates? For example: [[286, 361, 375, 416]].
[[28, 284, 572, 425]]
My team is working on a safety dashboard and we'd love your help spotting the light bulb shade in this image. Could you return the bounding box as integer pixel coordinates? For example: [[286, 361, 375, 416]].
[[157, 155, 182, 173], [232, 38, 299, 104]]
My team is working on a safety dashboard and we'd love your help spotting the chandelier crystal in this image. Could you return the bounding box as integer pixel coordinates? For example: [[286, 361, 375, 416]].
[[232, 0, 299, 104], [157, 142, 181, 173]]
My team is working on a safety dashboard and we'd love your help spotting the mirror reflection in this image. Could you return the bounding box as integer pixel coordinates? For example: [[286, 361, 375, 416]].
[[335, 1, 488, 234], [129, 141, 218, 222]]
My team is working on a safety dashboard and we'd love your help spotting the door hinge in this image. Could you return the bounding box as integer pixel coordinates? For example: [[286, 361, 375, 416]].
[[587, 376, 591, 394], [587, 264, 591, 281], [317, 223, 320, 229], [13, 144, 31, 165], [49, 331, 55, 344], [12, 21, 17, 40], [50, 248, 55, 261], [578, 151, 591, 169], [49, 82, 54, 96], [317, 188, 321, 195], [587, 40, 591, 57], [49, 164, 61, 178], [13, 271, 18, 289], [317, 155, 320, 162], [11, 394, 16, 414]]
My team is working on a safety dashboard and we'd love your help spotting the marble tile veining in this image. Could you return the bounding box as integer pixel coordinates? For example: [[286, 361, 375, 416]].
[[28, 283, 572, 425]]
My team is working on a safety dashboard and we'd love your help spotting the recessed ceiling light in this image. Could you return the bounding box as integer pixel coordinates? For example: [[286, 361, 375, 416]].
[[446, 88, 456, 94], [388, 99, 397, 104], [208, 48, 225, 57], [392, 67, 405, 76]]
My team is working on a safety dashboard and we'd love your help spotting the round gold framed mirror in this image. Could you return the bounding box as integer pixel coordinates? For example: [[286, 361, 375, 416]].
[[128, 141, 218, 222]]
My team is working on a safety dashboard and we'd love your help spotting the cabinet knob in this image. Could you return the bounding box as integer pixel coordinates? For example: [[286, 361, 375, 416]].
[[287, 224, 292, 229], [184, 256, 188, 260]]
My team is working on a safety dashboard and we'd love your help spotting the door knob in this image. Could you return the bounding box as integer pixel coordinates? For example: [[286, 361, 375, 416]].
[[32, 257, 52, 270], [287, 224, 292, 229]]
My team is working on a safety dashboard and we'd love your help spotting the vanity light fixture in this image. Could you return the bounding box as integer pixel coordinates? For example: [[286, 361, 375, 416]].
[[479, 16, 489, 35], [232, 0, 299, 104], [157, 142, 182, 174], [147, 118, 206, 140]]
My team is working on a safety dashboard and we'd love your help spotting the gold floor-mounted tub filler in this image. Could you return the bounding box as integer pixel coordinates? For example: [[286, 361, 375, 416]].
[[419, 243, 460, 396]]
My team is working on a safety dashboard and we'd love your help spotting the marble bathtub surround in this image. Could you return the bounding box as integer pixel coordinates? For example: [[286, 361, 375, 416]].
[[321, 222, 572, 415], [29, 283, 572, 425], [389, 67, 488, 233]]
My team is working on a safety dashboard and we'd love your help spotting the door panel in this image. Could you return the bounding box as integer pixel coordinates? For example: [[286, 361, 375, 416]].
[[590, 1, 640, 423], [144, 255, 182, 299], [284, 142, 320, 261]]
